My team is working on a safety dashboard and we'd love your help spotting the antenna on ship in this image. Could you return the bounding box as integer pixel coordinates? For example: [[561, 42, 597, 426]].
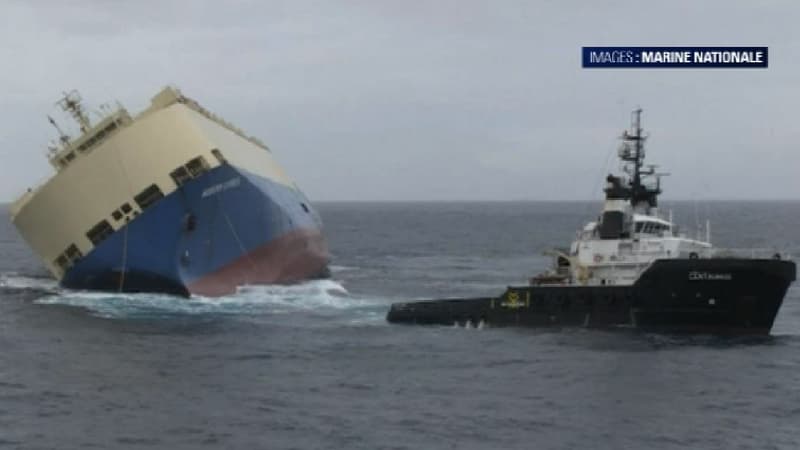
[[621, 108, 645, 190], [47, 115, 70, 150], [618, 108, 662, 210], [56, 90, 91, 133]]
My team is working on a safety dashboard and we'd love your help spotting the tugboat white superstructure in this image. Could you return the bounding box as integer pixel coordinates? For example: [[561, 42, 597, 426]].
[[536, 109, 712, 288], [388, 110, 796, 334], [10, 87, 330, 297]]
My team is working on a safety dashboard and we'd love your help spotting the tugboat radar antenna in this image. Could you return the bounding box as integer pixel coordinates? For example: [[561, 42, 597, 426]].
[[631, 107, 644, 191], [56, 90, 91, 132]]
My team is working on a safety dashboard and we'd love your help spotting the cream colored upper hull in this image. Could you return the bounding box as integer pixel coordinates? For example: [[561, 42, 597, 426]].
[[11, 99, 297, 280]]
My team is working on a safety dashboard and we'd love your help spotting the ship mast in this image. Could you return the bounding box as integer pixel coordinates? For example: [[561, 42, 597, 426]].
[[618, 108, 661, 210], [632, 108, 643, 190], [620, 108, 645, 194], [56, 90, 92, 133]]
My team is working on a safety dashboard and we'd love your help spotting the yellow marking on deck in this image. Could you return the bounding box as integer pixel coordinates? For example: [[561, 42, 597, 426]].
[[501, 290, 528, 309]]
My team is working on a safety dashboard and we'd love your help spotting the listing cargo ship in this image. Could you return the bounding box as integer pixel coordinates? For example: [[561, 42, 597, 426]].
[[387, 110, 796, 334], [10, 87, 330, 297]]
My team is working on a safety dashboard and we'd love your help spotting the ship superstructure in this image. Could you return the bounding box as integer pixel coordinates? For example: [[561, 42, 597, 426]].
[[11, 87, 330, 296], [387, 110, 796, 334], [540, 109, 712, 287]]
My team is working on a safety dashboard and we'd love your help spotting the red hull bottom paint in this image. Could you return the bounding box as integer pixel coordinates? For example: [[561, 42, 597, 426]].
[[187, 228, 330, 297]]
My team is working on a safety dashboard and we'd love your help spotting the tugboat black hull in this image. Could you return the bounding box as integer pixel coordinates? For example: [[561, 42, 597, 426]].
[[387, 259, 796, 335]]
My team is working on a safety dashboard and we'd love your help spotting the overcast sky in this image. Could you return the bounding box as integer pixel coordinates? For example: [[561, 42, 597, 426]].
[[1, 1, 798, 202]]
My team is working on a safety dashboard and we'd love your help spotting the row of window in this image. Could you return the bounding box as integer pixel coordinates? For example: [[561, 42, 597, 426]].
[[59, 151, 77, 167], [54, 182, 166, 270], [635, 221, 670, 234], [56, 121, 122, 169], [171, 156, 211, 187], [77, 121, 119, 153], [54, 150, 225, 271]]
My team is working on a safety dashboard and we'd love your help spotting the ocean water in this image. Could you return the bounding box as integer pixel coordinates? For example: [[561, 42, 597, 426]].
[[1, 201, 799, 450]]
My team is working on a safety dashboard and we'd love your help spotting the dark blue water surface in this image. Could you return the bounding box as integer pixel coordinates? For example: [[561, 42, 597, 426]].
[[1, 201, 799, 450]]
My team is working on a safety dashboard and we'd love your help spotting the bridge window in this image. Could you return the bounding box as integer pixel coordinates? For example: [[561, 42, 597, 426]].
[[635, 221, 669, 234], [134, 184, 164, 210], [86, 220, 114, 245], [76, 121, 119, 153]]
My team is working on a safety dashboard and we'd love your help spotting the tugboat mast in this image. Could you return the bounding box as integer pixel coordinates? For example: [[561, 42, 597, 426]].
[[619, 108, 660, 210], [631, 108, 644, 190]]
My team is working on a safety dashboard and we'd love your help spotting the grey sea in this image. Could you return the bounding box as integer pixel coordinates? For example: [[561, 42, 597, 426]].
[[1, 201, 799, 450]]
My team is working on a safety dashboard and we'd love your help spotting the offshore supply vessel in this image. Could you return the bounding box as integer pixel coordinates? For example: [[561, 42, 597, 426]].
[[388, 110, 796, 334], [10, 87, 329, 297]]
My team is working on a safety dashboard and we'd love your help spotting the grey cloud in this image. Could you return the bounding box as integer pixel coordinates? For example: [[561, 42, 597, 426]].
[[1, 0, 798, 202]]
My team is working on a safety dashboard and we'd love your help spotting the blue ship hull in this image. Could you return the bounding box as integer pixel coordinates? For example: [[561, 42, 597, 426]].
[[61, 164, 330, 297]]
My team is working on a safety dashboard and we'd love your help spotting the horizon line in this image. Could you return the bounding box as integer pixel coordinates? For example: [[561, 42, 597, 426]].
[[4, 198, 797, 206]]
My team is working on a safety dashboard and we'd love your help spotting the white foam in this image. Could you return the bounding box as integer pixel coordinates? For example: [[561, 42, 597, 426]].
[[0, 273, 58, 290], [32, 279, 384, 319]]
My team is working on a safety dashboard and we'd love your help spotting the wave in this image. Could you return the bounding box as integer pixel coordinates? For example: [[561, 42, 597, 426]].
[[0, 273, 58, 291], [29, 279, 386, 320], [330, 264, 359, 273]]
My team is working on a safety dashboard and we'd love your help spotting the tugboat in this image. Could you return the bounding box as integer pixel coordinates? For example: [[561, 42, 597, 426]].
[[387, 110, 796, 334]]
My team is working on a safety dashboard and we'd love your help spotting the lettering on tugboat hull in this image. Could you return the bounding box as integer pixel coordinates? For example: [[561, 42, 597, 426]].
[[688, 271, 732, 281]]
